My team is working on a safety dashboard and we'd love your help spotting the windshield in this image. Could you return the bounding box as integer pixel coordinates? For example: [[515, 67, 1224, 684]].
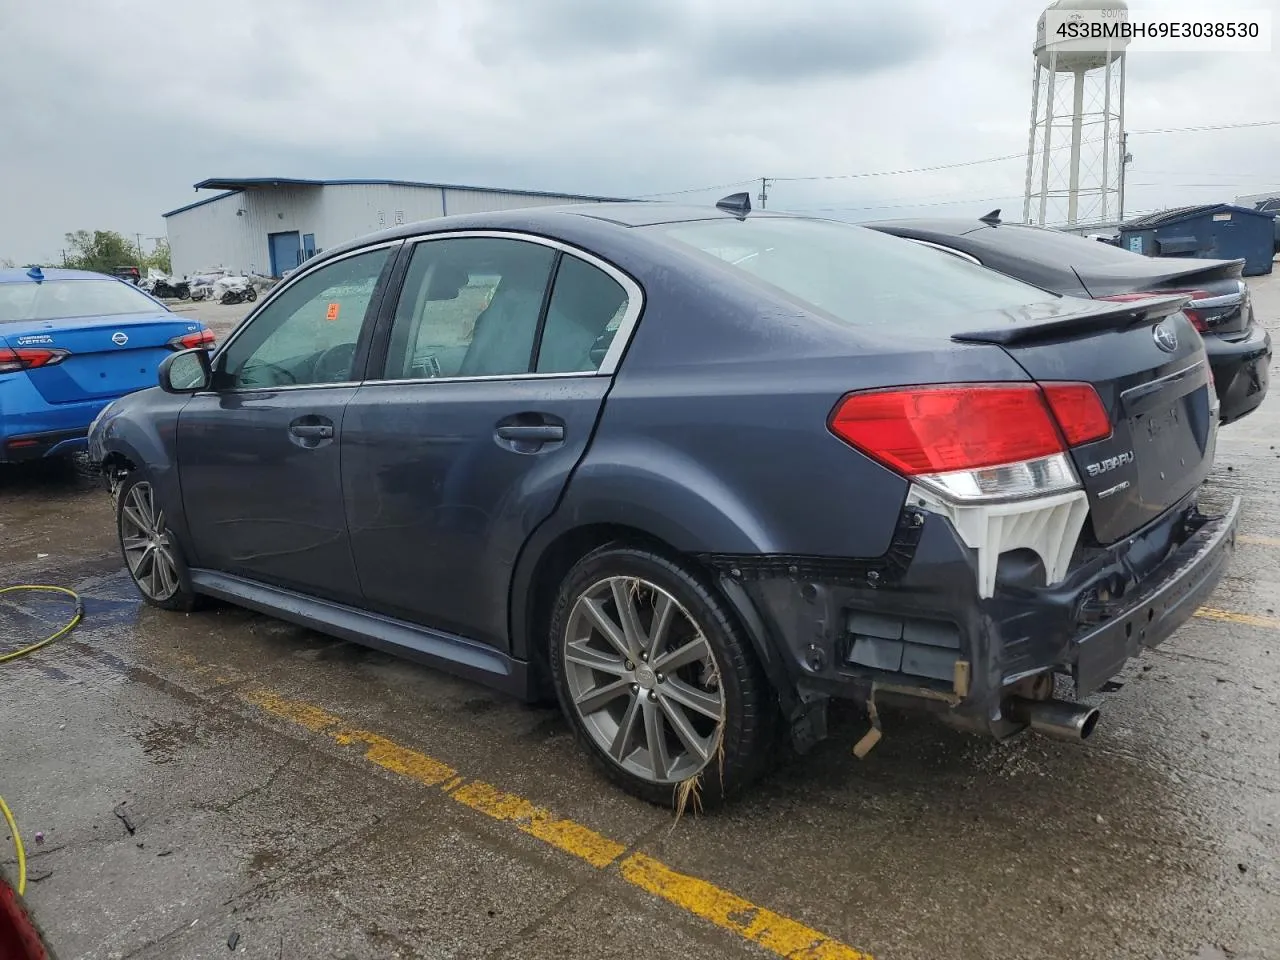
[[0, 279, 163, 323], [652, 217, 1059, 332]]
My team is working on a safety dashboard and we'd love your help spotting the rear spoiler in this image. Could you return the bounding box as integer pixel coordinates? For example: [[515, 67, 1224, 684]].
[[1075, 257, 1246, 299], [953, 294, 1190, 346]]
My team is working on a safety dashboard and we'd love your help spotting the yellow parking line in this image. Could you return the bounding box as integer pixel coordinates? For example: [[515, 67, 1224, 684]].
[[246, 689, 871, 960], [451, 780, 627, 868], [620, 853, 864, 959], [1194, 607, 1280, 630], [1238, 533, 1280, 547]]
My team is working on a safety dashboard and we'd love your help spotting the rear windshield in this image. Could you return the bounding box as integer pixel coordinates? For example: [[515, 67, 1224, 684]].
[[652, 217, 1059, 331], [0, 279, 162, 323], [964, 223, 1147, 266]]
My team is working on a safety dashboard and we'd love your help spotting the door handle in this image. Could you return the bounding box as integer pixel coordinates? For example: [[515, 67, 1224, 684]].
[[290, 423, 334, 439], [495, 424, 564, 443], [494, 427, 565, 445]]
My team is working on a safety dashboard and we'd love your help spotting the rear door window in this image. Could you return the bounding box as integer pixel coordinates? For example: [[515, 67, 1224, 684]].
[[535, 254, 630, 374], [655, 218, 1059, 334], [381, 237, 556, 380]]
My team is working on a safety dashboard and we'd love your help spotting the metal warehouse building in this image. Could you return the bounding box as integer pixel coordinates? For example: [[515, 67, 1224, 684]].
[[162, 177, 623, 279]]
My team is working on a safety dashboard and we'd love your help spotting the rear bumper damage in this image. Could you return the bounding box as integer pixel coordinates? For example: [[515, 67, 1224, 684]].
[[1067, 495, 1238, 695], [705, 491, 1240, 748], [1207, 324, 1271, 425]]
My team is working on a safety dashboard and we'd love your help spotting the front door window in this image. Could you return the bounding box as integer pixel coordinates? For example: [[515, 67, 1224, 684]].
[[216, 248, 392, 389]]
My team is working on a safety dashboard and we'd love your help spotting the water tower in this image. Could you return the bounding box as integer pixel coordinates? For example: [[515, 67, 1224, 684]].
[[1022, 0, 1130, 228]]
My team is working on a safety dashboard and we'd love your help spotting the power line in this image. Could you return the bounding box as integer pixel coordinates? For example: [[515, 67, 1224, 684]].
[[633, 119, 1280, 206], [780, 178, 1264, 216], [772, 153, 1027, 184], [788, 194, 1027, 215], [1130, 119, 1280, 135], [763, 119, 1280, 186], [631, 179, 757, 199]]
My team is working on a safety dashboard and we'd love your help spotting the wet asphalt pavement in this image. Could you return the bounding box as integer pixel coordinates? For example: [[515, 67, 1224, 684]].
[[2, 278, 1279, 960]]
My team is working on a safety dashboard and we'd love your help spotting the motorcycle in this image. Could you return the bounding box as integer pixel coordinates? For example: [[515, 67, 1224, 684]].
[[187, 268, 228, 302], [215, 276, 258, 305], [151, 277, 190, 299]]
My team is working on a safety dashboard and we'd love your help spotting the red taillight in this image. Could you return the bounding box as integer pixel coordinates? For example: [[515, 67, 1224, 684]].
[[830, 382, 1112, 478], [1097, 289, 1213, 332], [829, 385, 1064, 475], [0, 346, 70, 373], [1041, 383, 1112, 446], [168, 328, 216, 351]]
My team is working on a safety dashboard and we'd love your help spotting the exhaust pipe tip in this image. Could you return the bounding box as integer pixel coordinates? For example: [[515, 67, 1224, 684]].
[[1007, 697, 1101, 742]]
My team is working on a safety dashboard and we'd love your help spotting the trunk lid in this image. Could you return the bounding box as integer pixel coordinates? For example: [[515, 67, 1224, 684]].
[[0, 312, 203, 404], [955, 296, 1217, 545], [1074, 257, 1249, 338]]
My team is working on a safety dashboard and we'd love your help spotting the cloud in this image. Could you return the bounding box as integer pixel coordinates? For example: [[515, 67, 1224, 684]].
[[0, 0, 1275, 263], [477, 0, 937, 82]]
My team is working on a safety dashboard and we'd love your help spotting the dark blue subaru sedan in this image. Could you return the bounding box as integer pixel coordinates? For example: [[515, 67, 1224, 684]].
[[88, 197, 1238, 804]]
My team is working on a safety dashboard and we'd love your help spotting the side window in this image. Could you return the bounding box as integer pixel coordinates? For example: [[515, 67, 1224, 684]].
[[535, 255, 630, 373], [383, 237, 555, 380], [217, 247, 391, 388]]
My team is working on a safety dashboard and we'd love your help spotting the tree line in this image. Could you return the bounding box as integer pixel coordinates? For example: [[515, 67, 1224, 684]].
[[3, 230, 172, 275]]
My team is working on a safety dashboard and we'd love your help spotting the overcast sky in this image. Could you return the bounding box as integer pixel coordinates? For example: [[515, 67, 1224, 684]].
[[1, 0, 1276, 264]]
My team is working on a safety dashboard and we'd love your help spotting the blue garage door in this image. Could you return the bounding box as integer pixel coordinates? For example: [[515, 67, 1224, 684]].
[[268, 231, 302, 277]]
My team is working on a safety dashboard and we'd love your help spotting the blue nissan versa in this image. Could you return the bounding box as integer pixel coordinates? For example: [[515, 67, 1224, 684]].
[[0, 267, 215, 462], [89, 197, 1240, 805]]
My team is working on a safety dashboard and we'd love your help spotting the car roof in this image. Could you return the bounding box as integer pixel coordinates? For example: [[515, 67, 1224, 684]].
[[389, 200, 796, 234], [311, 201, 807, 263], [864, 217, 1009, 238], [0, 267, 117, 283]]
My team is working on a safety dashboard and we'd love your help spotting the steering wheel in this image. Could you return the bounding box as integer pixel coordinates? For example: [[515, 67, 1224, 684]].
[[241, 360, 298, 386], [313, 342, 357, 382]]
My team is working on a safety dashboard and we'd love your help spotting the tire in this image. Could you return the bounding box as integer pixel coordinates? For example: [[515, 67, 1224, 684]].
[[549, 544, 775, 807], [246, 287, 257, 302], [115, 471, 200, 612]]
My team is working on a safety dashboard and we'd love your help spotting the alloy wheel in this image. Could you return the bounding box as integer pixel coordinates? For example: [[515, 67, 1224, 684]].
[[119, 481, 181, 602], [563, 576, 725, 785]]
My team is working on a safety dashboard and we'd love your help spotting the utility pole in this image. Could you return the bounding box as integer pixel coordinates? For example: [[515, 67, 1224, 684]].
[[758, 177, 771, 210], [135, 233, 144, 262], [1118, 131, 1132, 224]]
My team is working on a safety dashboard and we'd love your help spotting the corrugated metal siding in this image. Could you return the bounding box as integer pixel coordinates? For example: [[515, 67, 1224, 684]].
[[167, 184, 608, 279], [168, 187, 324, 278], [439, 188, 588, 216], [166, 192, 252, 278], [318, 184, 446, 244]]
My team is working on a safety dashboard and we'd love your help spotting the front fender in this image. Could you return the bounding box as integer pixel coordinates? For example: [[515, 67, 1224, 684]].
[[89, 393, 191, 554]]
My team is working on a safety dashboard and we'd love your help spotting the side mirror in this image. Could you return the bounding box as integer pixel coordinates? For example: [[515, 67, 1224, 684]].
[[158, 348, 212, 393]]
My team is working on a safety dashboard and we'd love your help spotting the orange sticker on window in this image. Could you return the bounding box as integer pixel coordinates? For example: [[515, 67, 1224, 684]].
[[325, 302, 340, 321]]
